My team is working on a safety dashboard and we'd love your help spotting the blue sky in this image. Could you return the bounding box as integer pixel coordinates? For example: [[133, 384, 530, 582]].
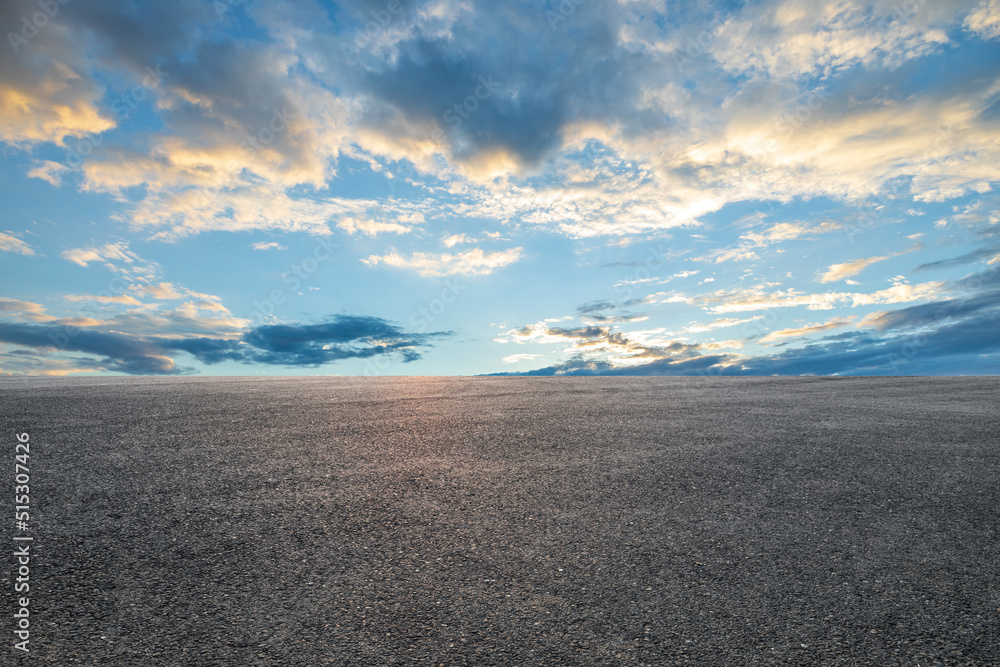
[[1, 0, 999, 376]]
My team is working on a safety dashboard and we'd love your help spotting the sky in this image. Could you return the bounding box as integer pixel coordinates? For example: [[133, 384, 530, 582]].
[[1, 0, 999, 377]]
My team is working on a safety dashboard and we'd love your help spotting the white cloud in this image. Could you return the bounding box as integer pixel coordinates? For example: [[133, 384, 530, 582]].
[[61, 243, 139, 268], [0, 232, 35, 256], [819, 244, 922, 282], [819, 255, 892, 283], [0, 24, 114, 147], [337, 217, 413, 236], [683, 316, 762, 334], [251, 241, 287, 251], [759, 316, 856, 343], [0, 298, 52, 322], [442, 233, 471, 247], [363, 247, 524, 277], [133, 282, 186, 300], [502, 353, 542, 364], [712, 0, 954, 80], [64, 294, 143, 307], [690, 281, 946, 313], [965, 0, 1000, 39], [27, 160, 71, 187], [742, 221, 842, 247], [713, 248, 759, 264]]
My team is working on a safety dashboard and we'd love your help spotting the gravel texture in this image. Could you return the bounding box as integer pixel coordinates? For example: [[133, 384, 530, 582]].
[[1, 376, 998, 665]]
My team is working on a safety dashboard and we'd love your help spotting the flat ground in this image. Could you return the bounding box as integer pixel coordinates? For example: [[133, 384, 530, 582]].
[[1, 376, 998, 665]]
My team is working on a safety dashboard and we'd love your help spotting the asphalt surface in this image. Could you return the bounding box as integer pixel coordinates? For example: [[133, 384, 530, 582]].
[[1, 376, 998, 665]]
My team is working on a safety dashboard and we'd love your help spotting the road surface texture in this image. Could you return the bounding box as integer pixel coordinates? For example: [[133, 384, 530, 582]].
[[1, 376, 998, 665]]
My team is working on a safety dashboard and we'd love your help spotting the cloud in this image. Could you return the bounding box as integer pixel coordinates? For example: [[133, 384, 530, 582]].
[[495, 321, 721, 373], [500, 267, 1000, 376], [819, 255, 893, 283], [502, 353, 542, 364], [133, 282, 186, 300], [683, 316, 763, 334], [442, 233, 471, 248], [965, 0, 1000, 39], [0, 321, 187, 375], [704, 220, 845, 265], [0, 298, 53, 323], [743, 221, 843, 247], [858, 282, 1000, 332], [337, 217, 414, 236], [0, 315, 451, 375], [0, 1, 114, 146], [27, 160, 71, 187], [916, 244, 1000, 271], [0, 232, 35, 256], [819, 245, 922, 282], [64, 294, 143, 306], [499, 308, 1000, 377], [575, 300, 650, 324], [0, 350, 103, 377], [363, 247, 524, 277], [251, 241, 286, 251], [688, 280, 945, 313], [710, 0, 956, 81], [130, 282, 225, 305], [61, 243, 140, 268], [3, 0, 997, 244], [759, 316, 857, 343], [713, 248, 760, 264]]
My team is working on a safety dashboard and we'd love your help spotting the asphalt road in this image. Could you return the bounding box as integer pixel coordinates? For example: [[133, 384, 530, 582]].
[[1, 376, 998, 665]]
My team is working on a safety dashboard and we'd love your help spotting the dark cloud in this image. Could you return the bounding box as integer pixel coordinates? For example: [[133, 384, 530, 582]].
[[236, 315, 448, 366], [0, 316, 450, 375], [730, 308, 1000, 376], [576, 300, 617, 315], [575, 300, 649, 323], [346, 0, 651, 166], [547, 326, 609, 340], [64, 0, 213, 72], [493, 324, 721, 376], [915, 245, 1000, 271], [0, 322, 189, 375], [492, 353, 733, 377], [499, 273, 1000, 376], [861, 289, 1000, 331]]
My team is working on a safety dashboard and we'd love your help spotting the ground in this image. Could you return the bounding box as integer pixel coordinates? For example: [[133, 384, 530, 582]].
[[1, 376, 997, 665]]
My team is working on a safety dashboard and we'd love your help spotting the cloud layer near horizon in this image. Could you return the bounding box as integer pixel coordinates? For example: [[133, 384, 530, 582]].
[[0, 315, 450, 375]]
